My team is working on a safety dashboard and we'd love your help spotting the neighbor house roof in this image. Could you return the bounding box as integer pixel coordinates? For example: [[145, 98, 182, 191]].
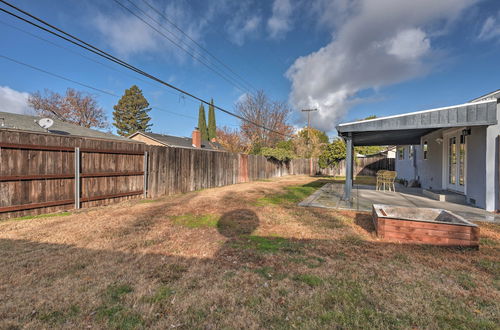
[[336, 99, 498, 146], [0, 111, 129, 141], [129, 131, 223, 150]]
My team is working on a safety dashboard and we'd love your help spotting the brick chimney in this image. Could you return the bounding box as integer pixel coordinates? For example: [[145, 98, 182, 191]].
[[192, 127, 201, 148]]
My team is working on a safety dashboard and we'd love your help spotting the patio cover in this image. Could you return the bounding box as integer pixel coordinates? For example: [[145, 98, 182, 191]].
[[336, 99, 498, 201]]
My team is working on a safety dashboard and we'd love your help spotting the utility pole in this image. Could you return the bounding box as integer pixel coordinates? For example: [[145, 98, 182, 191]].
[[301, 108, 318, 176], [301, 108, 318, 132]]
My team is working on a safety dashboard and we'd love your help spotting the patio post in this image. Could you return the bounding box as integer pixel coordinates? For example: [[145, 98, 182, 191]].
[[342, 133, 353, 201]]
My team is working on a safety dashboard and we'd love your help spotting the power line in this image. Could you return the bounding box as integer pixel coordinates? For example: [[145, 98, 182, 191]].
[[113, 0, 253, 96], [0, 53, 196, 120], [0, 0, 288, 137], [0, 20, 238, 126], [139, 0, 259, 93], [124, 0, 257, 94], [0, 19, 200, 107]]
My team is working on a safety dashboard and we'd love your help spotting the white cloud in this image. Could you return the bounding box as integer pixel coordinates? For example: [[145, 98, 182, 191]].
[[386, 29, 430, 60], [478, 11, 500, 40], [286, 0, 477, 132], [267, 0, 294, 39], [94, 13, 159, 57], [92, 2, 213, 59], [227, 15, 262, 46], [0, 86, 31, 115]]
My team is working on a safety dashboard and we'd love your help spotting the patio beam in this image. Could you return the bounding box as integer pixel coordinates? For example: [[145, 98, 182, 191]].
[[342, 133, 353, 201]]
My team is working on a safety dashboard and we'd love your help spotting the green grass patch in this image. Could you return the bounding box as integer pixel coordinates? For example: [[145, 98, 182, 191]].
[[392, 253, 410, 264], [339, 234, 364, 246], [143, 285, 174, 304], [293, 274, 323, 287], [289, 256, 326, 268], [9, 211, 71, 222], [455, 272, 477, 290], [252, 266, 287, 280], [480, 237, 498, 247], [475, 259, 500, 275], [96, 305, 143, 330], [105, 284, 133, 303], [138, 198, 159, 204], [331, 175, 377, 186], [256, 183, 324, 206], [39, 305, 80, 325], [232, 235, 302, 253], [171, 214, 219, 228], [97, 284, 143, 329]]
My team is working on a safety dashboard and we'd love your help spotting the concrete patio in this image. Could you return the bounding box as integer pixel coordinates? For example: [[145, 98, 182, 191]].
[[299, 183, 500, 223]]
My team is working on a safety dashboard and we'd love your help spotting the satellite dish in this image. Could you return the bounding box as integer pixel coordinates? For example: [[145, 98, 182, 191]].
[[37, 118, 54, 129]]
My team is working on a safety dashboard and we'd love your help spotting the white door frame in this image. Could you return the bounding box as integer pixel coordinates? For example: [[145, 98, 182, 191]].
[[442, 128, 467, 194]]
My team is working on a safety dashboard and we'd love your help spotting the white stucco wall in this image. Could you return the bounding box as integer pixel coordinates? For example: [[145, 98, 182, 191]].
[[418, 130, 443, 191], [484, 102, 500, 211], [398, 126, 494, 210], [466, 126, 487, 208], [395, 146, 417, 181]]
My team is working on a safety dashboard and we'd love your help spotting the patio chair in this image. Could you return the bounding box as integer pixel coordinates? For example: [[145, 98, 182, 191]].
[[376, 170, 387, 191], [382, 171, 397, 192]]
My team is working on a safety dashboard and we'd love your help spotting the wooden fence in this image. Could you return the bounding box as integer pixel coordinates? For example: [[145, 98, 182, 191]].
[[145, 147, 315, 198], [0, 130, 393, 219], [0, 130, 145, 219], [0, 130, 316, 219], [317, 155, 395, 177]]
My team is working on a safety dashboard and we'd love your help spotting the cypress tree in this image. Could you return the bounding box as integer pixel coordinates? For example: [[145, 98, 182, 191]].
[[208, 98, 216, 141], [113, 85, 152, 136], [197, 103, 209, 141]]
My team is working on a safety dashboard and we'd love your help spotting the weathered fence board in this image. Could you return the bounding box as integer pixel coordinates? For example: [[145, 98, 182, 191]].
[[0, 130, 145, 219]]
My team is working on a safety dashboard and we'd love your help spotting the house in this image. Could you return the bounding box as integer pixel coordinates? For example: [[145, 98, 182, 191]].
[[128, 129, 224, 151], [358, 146, 396, 159], [337, 89, 500, 211], [0, 111, 128, 141]]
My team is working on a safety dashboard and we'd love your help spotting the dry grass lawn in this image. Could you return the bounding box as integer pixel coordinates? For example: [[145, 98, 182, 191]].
[[0, 176, 499, 329]]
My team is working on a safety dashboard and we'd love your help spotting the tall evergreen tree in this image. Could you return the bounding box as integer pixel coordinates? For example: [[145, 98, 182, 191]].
[[113, 85, 152, 136], [208, 98, 216, 140], [197, 103, 209, 141]]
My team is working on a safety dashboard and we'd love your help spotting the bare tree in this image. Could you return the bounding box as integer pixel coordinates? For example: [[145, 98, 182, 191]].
[[236, 90, 293, 149], [216, 126, 249, 153], [28, 88, 108, 129]]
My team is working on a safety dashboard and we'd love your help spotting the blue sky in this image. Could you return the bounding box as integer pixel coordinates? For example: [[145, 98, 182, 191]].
[[0, 0, 499, 138]]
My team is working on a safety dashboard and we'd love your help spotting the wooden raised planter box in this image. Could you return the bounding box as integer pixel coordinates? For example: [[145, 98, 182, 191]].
[[372, 204, 479, 248]]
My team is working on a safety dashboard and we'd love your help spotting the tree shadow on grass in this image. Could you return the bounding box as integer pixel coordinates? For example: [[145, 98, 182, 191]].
[[217, 209, 259, 238]]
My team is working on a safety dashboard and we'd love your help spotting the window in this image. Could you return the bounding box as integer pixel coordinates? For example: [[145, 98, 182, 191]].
[[423, 141, 428, 160], [398, 147, 404, 160], [408, 146, 414, 159], [459, 135, 465, 186], [449, 137, 456, 184]]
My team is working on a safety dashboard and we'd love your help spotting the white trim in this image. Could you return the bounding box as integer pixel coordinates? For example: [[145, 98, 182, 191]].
[[337, 99, 496, 127]]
